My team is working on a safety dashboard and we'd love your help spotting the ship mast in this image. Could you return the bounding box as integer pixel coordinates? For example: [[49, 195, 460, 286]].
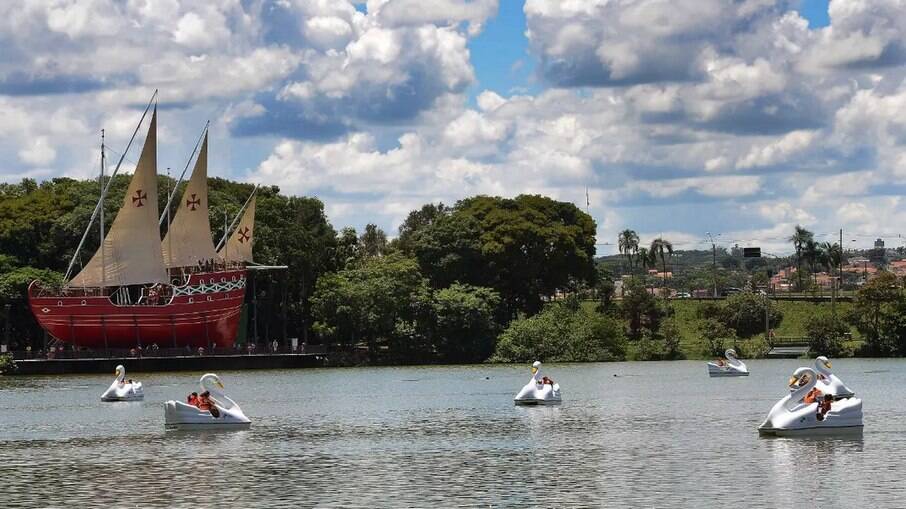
[[64, 90, 159, 282], [100, 129, 106, 289]]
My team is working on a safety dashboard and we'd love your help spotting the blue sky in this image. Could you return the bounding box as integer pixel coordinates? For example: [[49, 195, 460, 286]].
[[1, 0, 904, 255]]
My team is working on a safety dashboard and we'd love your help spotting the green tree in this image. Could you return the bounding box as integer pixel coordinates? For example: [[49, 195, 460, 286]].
[[594, 265, 617, 313], [661, 319, 684, 360], [620, 279, 667, 341], [427, 283, 502, 363], [359, 223, 388, 258], [491, 302, 625, 362], [334, 227, 361, 269], [805, 313, 849, 358], [789, 225, 813, 291], [395, 203, 447, 254], [714, 291, 783, 338], [649, 237, 673, 291], [311, 253, 431, 360], [700, 318, 735, 357], [848, 272, 906, 356], [618, 229, 639, 275], [412, 195, 596, 316], [252, 193, 338, 343]]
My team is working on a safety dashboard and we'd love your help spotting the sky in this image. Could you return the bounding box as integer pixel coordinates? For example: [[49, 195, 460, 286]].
[[1, 0, 904, 256]]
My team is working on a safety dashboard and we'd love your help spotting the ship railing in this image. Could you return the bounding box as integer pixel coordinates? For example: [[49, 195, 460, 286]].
[[31, 283, 106, 299]]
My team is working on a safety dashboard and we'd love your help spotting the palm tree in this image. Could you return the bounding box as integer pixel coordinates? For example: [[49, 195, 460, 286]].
[[637, 247, 654, 271], [618, 229, 639, 276], [650, 237, 674, 292], [822, 241, 844, 287], [789, 225, 814, 291], [803, 238, 820, 286]]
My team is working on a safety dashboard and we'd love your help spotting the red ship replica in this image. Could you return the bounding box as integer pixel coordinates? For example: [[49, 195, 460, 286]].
[[28, 101, 258, 349]]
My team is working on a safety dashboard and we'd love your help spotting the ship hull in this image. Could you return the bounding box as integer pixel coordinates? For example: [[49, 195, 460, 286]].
[[28, 269, 247, 349]]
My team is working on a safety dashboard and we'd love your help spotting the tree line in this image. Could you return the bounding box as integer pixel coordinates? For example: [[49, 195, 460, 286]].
[[4, 178, 906, 362], [1, 177, 605, 363]]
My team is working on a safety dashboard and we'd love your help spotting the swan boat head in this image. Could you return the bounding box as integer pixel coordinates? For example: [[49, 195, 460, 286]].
[[814, 355, 855, 398], [115, 364, 126, 383]]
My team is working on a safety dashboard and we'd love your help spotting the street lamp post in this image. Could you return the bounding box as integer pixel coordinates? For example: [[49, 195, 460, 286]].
[[707, 232, 719, 298]]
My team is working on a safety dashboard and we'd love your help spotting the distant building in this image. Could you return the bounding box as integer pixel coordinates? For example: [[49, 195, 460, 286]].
[[875, 238, 885, 248], [890, 260, 906, 276]]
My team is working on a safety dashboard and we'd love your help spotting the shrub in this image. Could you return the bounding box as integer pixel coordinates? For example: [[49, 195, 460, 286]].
[[0, 353, 15, 374], [805, 313, 850, 358], [722, 292, 783, 338], [491, 302, 625, 362], [699, 318, 736, 357]]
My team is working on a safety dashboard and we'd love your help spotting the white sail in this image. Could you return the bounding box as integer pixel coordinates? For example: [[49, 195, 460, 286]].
[[218, 194, 256, 263], [161, 133, 219, 268], [69, 108, 168, 287]]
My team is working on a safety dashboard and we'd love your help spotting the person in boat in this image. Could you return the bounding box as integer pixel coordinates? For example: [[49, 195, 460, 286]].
[[197, 391, 220, 417], [715, 358, 726, 367], [187, 392, 199, 406], [817, 394, 833, 421], [540, 376, 555, 386], [803, 386, 822, 404]]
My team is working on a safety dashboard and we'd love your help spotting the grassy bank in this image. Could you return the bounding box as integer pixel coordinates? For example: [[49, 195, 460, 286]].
[[585, 299, 861, 359], [671, 299, 859, 358]]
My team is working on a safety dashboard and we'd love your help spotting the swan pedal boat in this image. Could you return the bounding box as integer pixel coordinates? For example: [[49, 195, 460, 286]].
[[758, 367, 862, 437], [707, 349, 748, 377], [165, 374, 250, 430], [514, 361, 562, 405], [101, 365, 144, 401]]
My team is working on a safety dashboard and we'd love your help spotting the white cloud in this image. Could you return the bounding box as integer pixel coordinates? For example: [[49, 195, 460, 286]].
[[1, 0, 906, 255], [736, 130, 818, 169], [18, 136, 57, 166]]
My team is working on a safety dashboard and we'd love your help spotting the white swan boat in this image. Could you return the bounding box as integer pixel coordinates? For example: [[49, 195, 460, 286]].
[[514, 361, 561, 405], [815, 356, 855, 399], [164, 373, 250, 430], [101, 365, 144, 401], [758, 367, 862, 437], [707, 348, 748, 377]]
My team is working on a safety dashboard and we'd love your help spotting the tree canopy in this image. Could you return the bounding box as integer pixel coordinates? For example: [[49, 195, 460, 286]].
[[411, 194, 597, 315]]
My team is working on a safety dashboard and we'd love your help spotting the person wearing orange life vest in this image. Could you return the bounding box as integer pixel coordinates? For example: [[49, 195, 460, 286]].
[[197, 391, 220, 418], [803, 387, 822, 405]]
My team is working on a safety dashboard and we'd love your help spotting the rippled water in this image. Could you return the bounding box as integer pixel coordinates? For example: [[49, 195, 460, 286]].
[[1, 359, 905, 508]]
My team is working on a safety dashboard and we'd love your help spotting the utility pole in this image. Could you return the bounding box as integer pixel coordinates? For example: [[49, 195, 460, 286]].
[[707, 232, 718, 298], [839, 228, 844, 288]]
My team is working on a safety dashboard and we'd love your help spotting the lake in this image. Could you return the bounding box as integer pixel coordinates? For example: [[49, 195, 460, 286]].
[[1, 359, 904, 508]]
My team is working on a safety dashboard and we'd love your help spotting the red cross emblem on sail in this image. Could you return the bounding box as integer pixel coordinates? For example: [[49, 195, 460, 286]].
[[186, 193, 201, 211], [238, 226, 251, 243], [132, 190, 147, 207]]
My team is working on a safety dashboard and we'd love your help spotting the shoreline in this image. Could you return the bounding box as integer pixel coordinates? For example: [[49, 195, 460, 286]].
[[5, 352, 328, 375]]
